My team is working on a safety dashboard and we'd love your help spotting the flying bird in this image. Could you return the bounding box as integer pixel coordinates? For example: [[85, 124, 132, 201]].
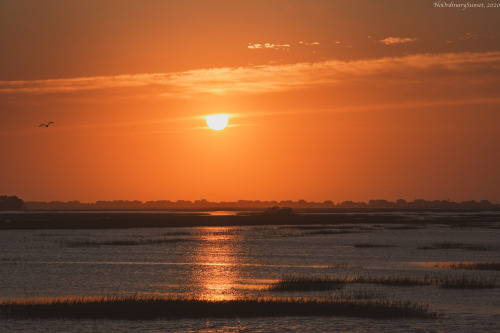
[[39, 122, 54, 127]]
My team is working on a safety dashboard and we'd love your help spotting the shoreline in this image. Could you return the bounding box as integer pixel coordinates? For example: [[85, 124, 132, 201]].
[[1, 210, 499, 230]]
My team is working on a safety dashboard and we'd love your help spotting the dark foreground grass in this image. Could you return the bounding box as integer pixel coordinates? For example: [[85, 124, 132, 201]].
[[0, 296, 437, 320], [270, 274, 496, 290], [432, 262, 500, 271]]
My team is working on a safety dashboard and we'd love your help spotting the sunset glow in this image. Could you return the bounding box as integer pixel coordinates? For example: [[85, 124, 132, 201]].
[[1, 3, 499, 330], [0, 0, 498, 203]]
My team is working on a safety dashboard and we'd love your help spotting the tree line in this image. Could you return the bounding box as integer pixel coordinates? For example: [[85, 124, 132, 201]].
[[0, 196, 25, 211]]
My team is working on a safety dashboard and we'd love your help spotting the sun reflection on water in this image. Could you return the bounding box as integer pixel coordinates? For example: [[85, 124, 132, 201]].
[[189, 227, 244, 301], [204, 211, 239, 216]]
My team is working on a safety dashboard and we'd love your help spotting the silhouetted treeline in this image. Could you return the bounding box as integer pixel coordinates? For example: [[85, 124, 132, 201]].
[[0, 196, 25, 211], [22, 198, 500, 211]]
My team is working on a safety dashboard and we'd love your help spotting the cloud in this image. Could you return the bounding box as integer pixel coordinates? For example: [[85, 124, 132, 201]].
[[247, 43, 290, 50], [380, 37, 416, 45], [164, 51, 500, 96], [458, 32, 480, 40], [0, 74, 170, 94], [247, 41, 320, 50], [298, 41, 320, 46], [1, 51, 499, 101]]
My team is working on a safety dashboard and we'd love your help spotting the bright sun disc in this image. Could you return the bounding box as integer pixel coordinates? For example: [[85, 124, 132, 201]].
[[206, 114, 229, 130]]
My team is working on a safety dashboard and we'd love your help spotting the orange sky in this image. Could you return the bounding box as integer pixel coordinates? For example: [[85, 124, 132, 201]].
[[1, 0, 499, 203]]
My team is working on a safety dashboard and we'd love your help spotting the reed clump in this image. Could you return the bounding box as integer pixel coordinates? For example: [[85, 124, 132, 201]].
[[328, 264, 361, 269], [385, 225, 421, 230], [351, 274, 496, 289], [277, 225, 374, 235], [0, 296, 437, 320], [432, 262, 500, 271], [418, 242, 493, 251], [268, 275, 345, 292], [269, 274, 496, 290], [353, 243, 393, 248], [307, 230, 365, 235]]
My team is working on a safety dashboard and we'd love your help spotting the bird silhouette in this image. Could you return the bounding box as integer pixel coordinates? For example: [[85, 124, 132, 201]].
[[39, 122, 54, 127]]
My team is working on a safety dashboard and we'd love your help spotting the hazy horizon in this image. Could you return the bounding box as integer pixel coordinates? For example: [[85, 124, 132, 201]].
[[14, 196, 500, 206], [1, 0, 499, 203]]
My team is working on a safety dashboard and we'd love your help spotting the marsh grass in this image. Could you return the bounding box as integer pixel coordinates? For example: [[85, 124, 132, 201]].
[[306, 230, 365, 235], [0, 296, 437, 320], [448, 222, 494, 229], [35, 233, 68, 237], [162, 231, 192, 236], [337, 288, 387, 301], [418, 242, 495, 251], [251, 225, 375, 235], [352, 274, 496, 289], [268, 275, 345, 292], [278, 225, 374, 232], [385, 225, 422, 230], [277, 225, 334, 231], [269, 274, 496, 290], [60, 238, 191, 248], [0, 257, 20, 264], [328, 264, 362, 269], [336, 225, 377, 231], [432, 262, 500, 271], [353, 243, 393, 248], [308, 225, 378, 235]]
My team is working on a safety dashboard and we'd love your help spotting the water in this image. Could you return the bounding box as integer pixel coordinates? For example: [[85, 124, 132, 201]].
[[1, 215, 499, 332]]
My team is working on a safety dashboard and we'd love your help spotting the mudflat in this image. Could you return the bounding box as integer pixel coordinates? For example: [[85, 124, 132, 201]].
[[1, 210, 498, 230]]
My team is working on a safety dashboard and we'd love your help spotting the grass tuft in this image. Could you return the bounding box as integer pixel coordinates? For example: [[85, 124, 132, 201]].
[[418, 242, 494, 251], [307, 230, 364, 235], [354, 274, 495, 289], [268, 275, 344, 292], [432, 262, 500, 271], [353, 243, 393, 248], [269, 274, 496, 290], [385, 225, 421, 230], [328, 264, 362, 269]]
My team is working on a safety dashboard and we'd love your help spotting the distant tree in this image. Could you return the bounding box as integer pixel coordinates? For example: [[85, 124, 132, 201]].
[[0, 195, 25, 211], [264, 206, 294, 216]]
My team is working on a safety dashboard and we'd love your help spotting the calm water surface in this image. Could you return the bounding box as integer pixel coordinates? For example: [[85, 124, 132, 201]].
[[1, 214, 499, 332]]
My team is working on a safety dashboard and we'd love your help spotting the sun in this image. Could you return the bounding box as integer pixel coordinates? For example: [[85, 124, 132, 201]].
[[206, 114, 229, 130]]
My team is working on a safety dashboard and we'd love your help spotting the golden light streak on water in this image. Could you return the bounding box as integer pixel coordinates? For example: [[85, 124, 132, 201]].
[[189, 227, 243, 301]]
